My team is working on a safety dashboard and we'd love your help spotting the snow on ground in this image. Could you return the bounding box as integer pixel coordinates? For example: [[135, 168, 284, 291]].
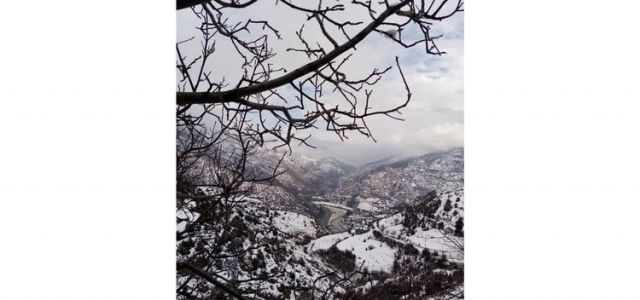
[[377, 213, 403, 230], [336, 231, 397, 272], [355, 280, 379, 295], [382, 223, 404, 237], [406, 229, 463, 261], [307, 232, 351, 252], [176, 197, 202, 234], [373, 212, 463, 262], [357, 201, 379, 212], [406, 229, 452, 251], [272, 211, 317, 237]]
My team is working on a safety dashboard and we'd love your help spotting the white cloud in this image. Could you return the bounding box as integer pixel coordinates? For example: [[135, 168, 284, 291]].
[[393, 123, 464, 152], [291, 120, 463, 166]]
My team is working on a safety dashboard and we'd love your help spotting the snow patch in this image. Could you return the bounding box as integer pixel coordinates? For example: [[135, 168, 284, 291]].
[[308, 232, 351, 252], [272, 211, 317, 237], [336, 231, 397, 272]]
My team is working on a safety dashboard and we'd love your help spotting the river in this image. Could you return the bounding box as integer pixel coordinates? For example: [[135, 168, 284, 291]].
[[318, 204, 348, 232]]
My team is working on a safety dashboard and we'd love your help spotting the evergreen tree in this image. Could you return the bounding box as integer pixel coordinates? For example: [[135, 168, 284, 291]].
[[454, 217, 464, 237]]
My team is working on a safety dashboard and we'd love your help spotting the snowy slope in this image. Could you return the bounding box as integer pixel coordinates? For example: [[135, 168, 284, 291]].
[[335, 148, 463, 203], [177, 193, 344, 300], [307, 232, 351, 252], [335, 231, 398, 272], [376, 189, 464, 261], [272, 210, 317, 237]]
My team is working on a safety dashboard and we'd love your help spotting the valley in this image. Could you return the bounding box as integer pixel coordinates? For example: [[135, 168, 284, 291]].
[[177, 147, 465, 300], [246, 147, 465, 239]]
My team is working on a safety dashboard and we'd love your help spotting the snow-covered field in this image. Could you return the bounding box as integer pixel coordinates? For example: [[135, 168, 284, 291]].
[[356, 200, 380, 212], [272, 211, 317, 237], [406, 229, 463, 261], [307, 232, 351, 252], [406, 229, 453, 250], [336, 231, 397, 272], [308, 230, 399, 272], [378, 213, 403, 230], [375, 210, 463, 261]]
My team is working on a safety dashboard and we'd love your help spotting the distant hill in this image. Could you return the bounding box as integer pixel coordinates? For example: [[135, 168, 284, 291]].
[[334, 148, 463, 202], [241, 149, 356, 195], [241, 146, 462, 215]]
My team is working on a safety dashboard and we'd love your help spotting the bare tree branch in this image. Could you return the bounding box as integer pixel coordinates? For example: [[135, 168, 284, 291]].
[[176, 1, 464, 299], [178, 262, 249, 300], [177, 0, 412, 106]]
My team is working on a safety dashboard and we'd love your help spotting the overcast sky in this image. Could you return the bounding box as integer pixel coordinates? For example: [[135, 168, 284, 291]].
[[177, 1, 463, 166]]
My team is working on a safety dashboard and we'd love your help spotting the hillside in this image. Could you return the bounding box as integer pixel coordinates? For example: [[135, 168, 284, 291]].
[[178, 187, 464, 300], [297, 156, 356, 179], [305, 189, 465, 299], [244, 150, 356, 195], [245, 147, 463, 207], [177, 194, 347, 300], [334, 148, 463, 202]]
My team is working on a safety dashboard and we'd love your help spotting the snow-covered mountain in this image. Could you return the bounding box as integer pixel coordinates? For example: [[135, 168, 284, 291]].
[[244, 150, 356, 195], [297, 156, 356, 179], [191, 137, 463, 211], [334, 148, 463, 203], [348, 153, 417, 178]]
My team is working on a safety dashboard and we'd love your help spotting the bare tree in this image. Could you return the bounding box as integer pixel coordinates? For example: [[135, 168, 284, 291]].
[[176, 0, 463, 299]]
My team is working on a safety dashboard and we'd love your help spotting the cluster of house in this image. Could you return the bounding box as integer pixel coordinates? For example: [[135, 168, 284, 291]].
[[343, 216, 373, 235]]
